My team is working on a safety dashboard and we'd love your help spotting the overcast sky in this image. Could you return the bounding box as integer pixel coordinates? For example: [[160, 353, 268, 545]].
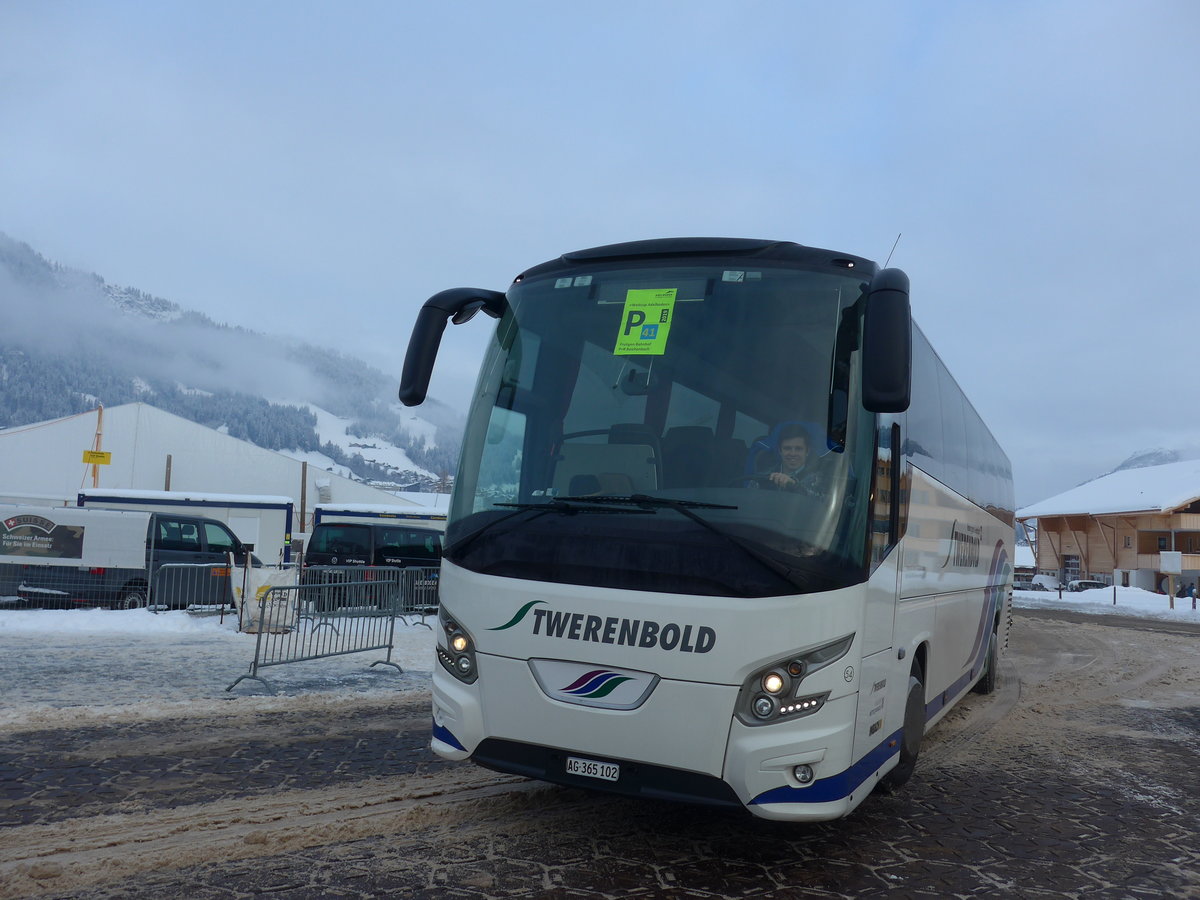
[[2, 1, 1198, 507]]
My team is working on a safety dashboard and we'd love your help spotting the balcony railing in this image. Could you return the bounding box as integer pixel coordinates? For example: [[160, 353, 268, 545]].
[[1134, 553, 1200, 571]]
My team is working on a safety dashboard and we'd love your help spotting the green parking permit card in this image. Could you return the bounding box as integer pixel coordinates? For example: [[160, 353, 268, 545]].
[[613, 288, 676, 356]]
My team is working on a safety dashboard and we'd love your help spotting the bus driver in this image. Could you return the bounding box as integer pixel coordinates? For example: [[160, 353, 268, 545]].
[[763, 424, 818, 493]]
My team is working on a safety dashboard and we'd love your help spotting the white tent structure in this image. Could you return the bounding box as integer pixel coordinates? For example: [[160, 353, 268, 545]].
[[0, 403, 417, 530]]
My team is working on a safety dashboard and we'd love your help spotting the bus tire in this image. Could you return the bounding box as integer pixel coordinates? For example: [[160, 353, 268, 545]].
[[972, 630, 998, 695], [880, 673, 925, 793]]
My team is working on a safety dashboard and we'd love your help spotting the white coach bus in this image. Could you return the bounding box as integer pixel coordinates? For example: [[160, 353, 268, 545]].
[[399, 237, 1013, 821]]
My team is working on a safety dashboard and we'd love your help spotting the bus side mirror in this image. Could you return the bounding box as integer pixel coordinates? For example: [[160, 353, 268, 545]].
[[399, 288, 507, 406], [862, 268, 912, 413]]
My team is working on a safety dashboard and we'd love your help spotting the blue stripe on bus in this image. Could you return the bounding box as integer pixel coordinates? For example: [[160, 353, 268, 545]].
[[925, 668, 976, 719], [432, 720, 466, 752], [748, 551, 1012, 809], [749, 727, 903, 806], [750, 595, 1000, 810], [928, 578, 1002, 719]]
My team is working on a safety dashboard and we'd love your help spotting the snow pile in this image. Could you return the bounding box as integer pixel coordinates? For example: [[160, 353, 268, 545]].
[[1014, 585, 1200, 622], [0, 607, 233, 635], [0, 608, 437, 728]]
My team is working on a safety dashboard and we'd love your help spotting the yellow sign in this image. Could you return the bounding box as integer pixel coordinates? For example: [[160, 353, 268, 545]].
[[82, 450, 112, 465], [613, 288, 677, 356]]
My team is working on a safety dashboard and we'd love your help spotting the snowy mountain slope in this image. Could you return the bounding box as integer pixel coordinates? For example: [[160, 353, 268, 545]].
[[280, 403, 438, 482], [0, 232, 463, 486], [1106, 445, 1200, 475]]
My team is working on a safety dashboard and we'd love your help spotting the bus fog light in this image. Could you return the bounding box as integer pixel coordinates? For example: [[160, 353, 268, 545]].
[[752, 695, 774, 719], [793, 764, 814, 785], [456, 655, 473, 675]]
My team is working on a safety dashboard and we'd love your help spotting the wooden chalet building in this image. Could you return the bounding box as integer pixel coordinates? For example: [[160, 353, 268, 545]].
[[1016, 459, 1200, 593]]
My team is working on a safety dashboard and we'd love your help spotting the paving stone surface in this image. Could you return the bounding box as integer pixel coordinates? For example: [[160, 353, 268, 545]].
[[2, 614, 1197, 899]]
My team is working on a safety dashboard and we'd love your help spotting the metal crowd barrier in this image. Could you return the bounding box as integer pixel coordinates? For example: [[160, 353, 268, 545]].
[[397, 566, 440, 626], [150, 563, 237, 615], [3, 561, 237, 612], [226, 566, 412, 694]]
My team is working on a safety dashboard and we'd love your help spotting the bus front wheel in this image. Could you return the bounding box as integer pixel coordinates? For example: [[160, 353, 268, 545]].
[[880, 672, 925, 792]]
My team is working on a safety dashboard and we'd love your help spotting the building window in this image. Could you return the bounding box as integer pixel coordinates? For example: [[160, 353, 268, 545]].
[[1158, 537, 1168, 551], [1123, 536, 1132, 549]]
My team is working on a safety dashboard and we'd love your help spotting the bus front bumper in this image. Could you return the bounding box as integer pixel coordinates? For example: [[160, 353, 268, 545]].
[[431, 660, 884, 821]]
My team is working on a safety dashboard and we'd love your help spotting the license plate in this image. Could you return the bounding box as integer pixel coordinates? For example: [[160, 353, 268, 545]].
[[566, 756, 620, 782]]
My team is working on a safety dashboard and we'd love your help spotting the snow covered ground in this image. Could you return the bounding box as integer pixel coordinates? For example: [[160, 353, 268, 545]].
[[0, 607, 437, 729], [1, 585, 1194, 732], [1013, 585, 1200, 622]]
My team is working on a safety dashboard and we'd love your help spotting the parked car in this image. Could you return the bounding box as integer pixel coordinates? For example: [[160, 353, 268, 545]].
[[1029, 574, 1062, 592], [304, 522, 442, 569], [303, 521, 443, 613], [1067, 579, 1107, 592], [1013, 576, 1035, 591]]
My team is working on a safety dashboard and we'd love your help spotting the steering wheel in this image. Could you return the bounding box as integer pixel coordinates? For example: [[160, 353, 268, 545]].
[[731, 474, 774, 487]]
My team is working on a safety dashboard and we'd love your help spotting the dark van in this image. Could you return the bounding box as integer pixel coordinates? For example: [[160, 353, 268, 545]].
[[304, 522, 443, 569]]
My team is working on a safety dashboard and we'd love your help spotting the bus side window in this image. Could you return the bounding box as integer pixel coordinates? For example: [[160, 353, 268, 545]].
[[870, 420, 907, 568]]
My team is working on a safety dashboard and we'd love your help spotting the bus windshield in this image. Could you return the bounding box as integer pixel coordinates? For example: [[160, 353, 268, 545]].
[[447, 260, 877, 598]]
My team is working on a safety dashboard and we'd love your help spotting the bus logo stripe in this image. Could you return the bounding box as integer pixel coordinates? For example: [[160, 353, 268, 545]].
[[561, 671, 634, 698], [561, 670, 609, 692], [488, 599, 546, 631]]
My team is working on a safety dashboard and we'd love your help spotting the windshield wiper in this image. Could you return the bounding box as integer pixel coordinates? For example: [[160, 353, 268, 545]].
[[558, 494, 813, 591], [556, 494, 738, 511], [495, 499, 657, 515], [450, 499, 656, 560]]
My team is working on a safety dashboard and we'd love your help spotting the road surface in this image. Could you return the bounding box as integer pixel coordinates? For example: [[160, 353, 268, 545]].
[[2, 611, 1198, 898]]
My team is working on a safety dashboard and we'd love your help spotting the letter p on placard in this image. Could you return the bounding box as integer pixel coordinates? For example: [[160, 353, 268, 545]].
[[614, 289, 677, 356]]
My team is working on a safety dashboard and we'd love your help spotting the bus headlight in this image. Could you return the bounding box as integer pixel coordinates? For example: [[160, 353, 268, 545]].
[[736, 634, 854, 726], [437, 607, 479, 684]]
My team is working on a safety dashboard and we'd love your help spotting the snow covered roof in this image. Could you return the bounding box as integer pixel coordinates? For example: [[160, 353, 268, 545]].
[[1017, 458, 1200, 519], [79, 488, 294, 506], [1014, 544, 1035, 568]]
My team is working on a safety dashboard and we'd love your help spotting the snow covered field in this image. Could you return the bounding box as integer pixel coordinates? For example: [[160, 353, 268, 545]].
[[0, 607, 437, 729], [1014, 585, 1200, 622], [1, 585, 1194, 732]]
